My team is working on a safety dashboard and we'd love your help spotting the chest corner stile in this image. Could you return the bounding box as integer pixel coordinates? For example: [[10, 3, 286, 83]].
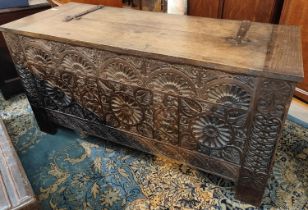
[[0, 3, 303, 207]]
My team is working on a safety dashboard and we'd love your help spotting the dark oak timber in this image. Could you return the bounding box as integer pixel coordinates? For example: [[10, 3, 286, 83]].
[[0, 3, 303, 206]]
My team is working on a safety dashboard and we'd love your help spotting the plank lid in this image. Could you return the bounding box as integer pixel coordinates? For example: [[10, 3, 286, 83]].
[[0, 2, 304, 82]]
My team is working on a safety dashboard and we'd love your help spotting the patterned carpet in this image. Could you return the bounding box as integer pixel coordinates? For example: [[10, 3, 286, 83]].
[[0, 93, 307, 210]]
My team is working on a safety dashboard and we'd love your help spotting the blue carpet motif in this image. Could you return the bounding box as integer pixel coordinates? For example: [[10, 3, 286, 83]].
[[20, 128, 144, 209], [0, 93, 307, 210]]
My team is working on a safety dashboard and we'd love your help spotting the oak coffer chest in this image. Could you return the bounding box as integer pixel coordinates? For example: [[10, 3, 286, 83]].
[[0, 3, 304, 206]]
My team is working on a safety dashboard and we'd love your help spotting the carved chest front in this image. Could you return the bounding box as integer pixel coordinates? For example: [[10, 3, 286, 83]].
[[0, 3, 303, 206]]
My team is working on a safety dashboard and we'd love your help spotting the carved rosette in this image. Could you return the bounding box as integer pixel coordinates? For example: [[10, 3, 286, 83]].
[[96, 79, 154, 138], [178, 78, 252, 164], [25, 47, 53, 66], [99, 57, 141, 86], [60, 52, 96, 76], [111, 93, 143, 125], [191, 115, 231, 149], [32, 69, 76, 109], [179, 96, 248, 164], [44, 81, 72, 107], [19, 37, 55, 69], [146, 68, 197, 97], [206, 84, 251, 109]]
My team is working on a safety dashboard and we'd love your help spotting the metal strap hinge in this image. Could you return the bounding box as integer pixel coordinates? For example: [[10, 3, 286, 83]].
[[226, 20, 252, 45], [64, 5, 104, 22]]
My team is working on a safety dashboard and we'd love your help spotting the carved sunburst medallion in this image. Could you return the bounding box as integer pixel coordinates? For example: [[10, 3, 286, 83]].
[[25, 48, 53, 66], [101, 58, 140, 85], [147, 69, 196, 96], [45, 81, 72, 107], [207, 84, 251, 109], [61, 53, 95, 75], [192, 115, 231, 149], [111, 93, 143, 125]]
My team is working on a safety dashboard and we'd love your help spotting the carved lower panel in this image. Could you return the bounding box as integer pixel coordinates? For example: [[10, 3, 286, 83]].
[[179, 98, 248, 164], [45, 109, 240, 181]]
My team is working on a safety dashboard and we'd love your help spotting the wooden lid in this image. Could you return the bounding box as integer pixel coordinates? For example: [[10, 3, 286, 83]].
[[0, 2, 304, 81]]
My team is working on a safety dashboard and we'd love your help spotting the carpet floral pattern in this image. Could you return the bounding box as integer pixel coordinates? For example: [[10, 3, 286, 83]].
[[0, 93, 307, 210]]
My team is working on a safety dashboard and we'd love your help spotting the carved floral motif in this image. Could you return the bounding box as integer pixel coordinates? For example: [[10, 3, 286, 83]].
[[153, 94, 178, 144], [45, 81, 72, 107], [61, 52, 96, 76], [146, 69, 197, 96], [207, 84, 251, 109], [111, 93, 143, 126], [75, 76, 102, 115], [25, 47, 53, 66], [100, 58, 141, 86], [179, 97, 247, 164], [192, 115, 231, 149], [12, 36, 256, 109]]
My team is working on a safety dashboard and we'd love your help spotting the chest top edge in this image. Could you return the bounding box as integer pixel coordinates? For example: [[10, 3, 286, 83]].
[[0, 2, 304, 82]]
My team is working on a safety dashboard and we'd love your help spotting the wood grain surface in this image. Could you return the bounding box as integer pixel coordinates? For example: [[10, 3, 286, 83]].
[[222, 0, 278, 23], [188, 0, 222, 18], [188, 0, 283, 23], [0, 2, 303, 81]]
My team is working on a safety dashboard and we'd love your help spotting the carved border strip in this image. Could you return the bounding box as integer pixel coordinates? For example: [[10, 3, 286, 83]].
[[19, 35, 256, 111], [236, 78, 295, 203]]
